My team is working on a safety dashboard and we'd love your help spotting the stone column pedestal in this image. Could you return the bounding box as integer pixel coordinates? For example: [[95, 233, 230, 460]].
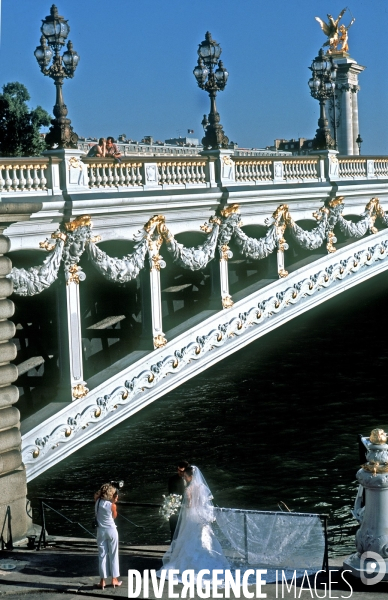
[[43, 149, 89, 193], [200, 149, 235, 187], [328, 54, 365, 156]]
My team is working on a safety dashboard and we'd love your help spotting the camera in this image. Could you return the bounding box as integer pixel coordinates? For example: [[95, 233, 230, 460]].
[[110, 480, 124, 491]]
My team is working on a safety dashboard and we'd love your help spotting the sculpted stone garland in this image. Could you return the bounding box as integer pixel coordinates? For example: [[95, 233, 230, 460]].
[[8, 196, 388, 295], [159, 216, 221, 271], [87, 235, 149, 283], [8, 237, 65, 296]]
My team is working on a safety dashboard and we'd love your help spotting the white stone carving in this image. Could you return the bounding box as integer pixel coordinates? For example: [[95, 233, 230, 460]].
[[233, 226, 277, 260], [87, 237, 148, 282], [8, 198, 388, 296], [8, 239, 64, 296], [164, 222, 220, 270], [144, 163, 159, 186]]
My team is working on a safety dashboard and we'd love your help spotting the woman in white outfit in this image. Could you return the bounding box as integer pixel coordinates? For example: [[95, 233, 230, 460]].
[[158, 466, 230, 585], [94, 483, 122, 590]]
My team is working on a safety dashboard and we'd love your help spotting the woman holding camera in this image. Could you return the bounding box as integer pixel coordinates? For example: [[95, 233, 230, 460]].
[[94, 483, 122, 590]]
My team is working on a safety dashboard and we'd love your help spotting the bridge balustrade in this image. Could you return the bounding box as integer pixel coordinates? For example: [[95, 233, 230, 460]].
[[82, 156, 208, 190], [0, 158, 51, 194], [2, 153, 388, 199]]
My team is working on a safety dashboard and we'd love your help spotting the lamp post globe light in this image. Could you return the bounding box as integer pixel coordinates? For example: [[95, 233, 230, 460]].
[[193, 32, 229, 150], [308, 48, 337, 151], [34, 4, 80, 149]]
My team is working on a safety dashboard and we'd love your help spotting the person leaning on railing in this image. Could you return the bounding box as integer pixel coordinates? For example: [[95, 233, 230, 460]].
[[87, 137, 106, 157], [94, 483, 122, 590], [105, 136, 122, 162]]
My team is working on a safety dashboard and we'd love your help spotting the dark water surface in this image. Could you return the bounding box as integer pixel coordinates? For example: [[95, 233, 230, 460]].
[[28, 271, 388, 557]]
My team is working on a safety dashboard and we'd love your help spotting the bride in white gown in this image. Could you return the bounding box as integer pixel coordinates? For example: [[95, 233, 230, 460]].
[[158, 465, 230, 583]]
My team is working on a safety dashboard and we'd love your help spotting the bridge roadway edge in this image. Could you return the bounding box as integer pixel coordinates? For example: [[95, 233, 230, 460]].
[[4, 177, 388, 250], [21, 228, 388, 482]]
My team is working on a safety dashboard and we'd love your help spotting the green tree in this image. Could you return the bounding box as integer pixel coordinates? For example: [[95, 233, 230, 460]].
[[0, 82, 51, 157]]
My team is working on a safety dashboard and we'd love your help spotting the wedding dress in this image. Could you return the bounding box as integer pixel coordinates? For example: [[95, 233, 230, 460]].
[[157, 467, 326, 588], [158, 466, 230, 583]]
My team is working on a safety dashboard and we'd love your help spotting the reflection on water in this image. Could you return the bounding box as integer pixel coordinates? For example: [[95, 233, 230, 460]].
[[27, 271, 388, 557]]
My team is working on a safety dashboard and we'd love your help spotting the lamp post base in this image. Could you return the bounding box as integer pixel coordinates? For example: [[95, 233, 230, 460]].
[[45, 116, 79, 150], [312, 127, 336, 151], [202, 122, 229, 150]]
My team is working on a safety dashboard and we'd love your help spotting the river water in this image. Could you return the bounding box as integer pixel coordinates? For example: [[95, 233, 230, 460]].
[[27, 271, 388, 557]]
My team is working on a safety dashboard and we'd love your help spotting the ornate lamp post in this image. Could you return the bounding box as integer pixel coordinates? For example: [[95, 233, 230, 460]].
[[356, 134, 363, 155], [193, 32, 229, 150], [308, 49, 337, 151], [34, 5, 80, 149]]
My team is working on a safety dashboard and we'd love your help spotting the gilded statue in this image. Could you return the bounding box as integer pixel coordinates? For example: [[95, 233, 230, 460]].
[[315, 8, 355, 53], [338, 19, 355, 53]]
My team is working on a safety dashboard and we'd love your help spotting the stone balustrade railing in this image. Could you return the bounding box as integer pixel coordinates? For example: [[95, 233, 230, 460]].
[[234, 156, 322, 184], [82, 158, 143, 188], [371, 158, 388, 178], [234, 158, 273, 182], [2, 154, 388, 197], [338, 158, 367, 178], [337, 157, 388, 179], [0, 158, 50, 193], [157, 159, 207, 186], [82, 156, 208, 190], [282, 158, 320, 180]]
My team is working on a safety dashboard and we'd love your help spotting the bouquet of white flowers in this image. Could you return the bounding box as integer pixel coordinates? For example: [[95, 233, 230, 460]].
[[159, 494, 182, 521]]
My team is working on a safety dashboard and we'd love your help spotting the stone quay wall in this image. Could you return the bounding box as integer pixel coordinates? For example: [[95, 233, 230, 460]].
[[0, 233, 29, 542]]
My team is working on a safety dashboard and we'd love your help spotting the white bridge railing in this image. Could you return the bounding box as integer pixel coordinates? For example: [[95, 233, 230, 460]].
[[337, 157, 388, 179], [1, 154, 388, 196], [0, 158, 50, 194], [82, 156, 208, 189]]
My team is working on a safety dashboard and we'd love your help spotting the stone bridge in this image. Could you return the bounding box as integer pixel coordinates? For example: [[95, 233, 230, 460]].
[[1, 147, 388, 539]]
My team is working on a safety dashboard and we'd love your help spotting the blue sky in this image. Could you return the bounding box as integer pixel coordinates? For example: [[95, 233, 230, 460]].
[[1, 0, 387, 154]]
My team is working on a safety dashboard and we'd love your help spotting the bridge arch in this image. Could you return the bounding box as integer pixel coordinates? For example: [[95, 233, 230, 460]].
[[21, 225, 388, 481]]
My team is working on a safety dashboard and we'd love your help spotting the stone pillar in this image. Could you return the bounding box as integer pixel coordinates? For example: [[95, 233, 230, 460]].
[[139, 269, 153, 349], [209, 258, 222, 309], [0, 233, 30, 542], [43, 148, 89, 192], [56, 269, 87, 402], [141, 240, 166, 350], [200, 149, 235, 187], [329, 55, 365, 156], [344, 428, 388, 582], [219, 245, 233, 309], [66, 276, 86, 399], [351, 90, 361, 155]]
